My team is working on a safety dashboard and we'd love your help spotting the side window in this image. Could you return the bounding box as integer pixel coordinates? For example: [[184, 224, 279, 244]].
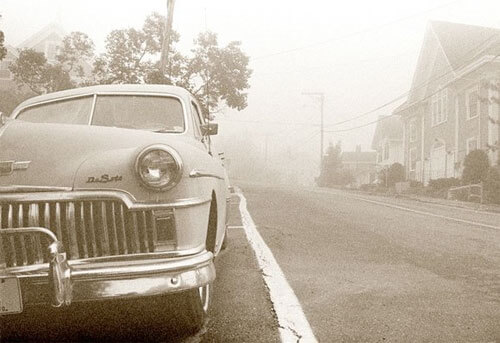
[[191, 101, 203, 138]]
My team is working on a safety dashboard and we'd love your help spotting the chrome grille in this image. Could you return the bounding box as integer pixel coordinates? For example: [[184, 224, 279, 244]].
[[0, 200, 163, 268]]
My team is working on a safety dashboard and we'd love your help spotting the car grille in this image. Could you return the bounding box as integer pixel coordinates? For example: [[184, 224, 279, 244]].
[[0, 200, 166, 268]]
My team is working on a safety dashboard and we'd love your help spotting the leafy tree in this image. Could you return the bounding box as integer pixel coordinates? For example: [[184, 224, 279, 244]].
[[0, 89, 33, 114], [462, 149, 490, 184], [94, 12, 182, 85], [181, 31, 251, 115], [317, 142, 343, 186], [57, 31, 95, 80], [9, 48, 73, 95], [0, 31, 6, 61]]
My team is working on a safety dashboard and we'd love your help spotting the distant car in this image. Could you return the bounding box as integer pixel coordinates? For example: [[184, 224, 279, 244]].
[[0, 84, 229, 333]]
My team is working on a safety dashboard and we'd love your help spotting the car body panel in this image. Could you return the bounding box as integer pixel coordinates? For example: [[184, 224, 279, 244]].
[[0, 84, 229, 312]]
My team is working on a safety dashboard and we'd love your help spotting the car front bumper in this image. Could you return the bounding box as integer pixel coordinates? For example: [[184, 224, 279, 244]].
[[1, 231, 215, 311]]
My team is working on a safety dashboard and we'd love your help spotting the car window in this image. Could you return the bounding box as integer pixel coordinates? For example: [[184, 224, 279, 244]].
[[16, 96, 93, 125], [191, 101, 203, 137], [92, 95, 185, 132]]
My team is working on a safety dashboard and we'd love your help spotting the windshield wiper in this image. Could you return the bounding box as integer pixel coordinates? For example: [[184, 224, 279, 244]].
[[151, 127, 180, 133]]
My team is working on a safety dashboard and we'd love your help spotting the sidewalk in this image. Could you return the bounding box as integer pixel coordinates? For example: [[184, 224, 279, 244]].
[[395, 193, 500, 214]]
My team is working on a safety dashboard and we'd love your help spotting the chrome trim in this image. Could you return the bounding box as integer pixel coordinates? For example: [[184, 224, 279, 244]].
[[0, 186, 73, 193], [88, 93, 97, 125], [189, 169, 225, 180], [5, 250, 215, 306], [0, 190, 211, 210], [4, 245, 205, 275], [0, 227, 72, 307]]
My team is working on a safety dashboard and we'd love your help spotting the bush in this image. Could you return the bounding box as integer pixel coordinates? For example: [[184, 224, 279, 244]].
[[428, 177, 461, 191], [462, 150, 489, 184], [484, 166, 500, 204]]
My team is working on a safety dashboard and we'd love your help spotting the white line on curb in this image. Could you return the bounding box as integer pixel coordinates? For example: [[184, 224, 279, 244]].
[[236, 188, 317, 343], [315, 189, 500, 231]]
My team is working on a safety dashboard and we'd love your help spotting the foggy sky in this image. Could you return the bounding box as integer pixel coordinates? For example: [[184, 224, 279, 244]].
[[1, 0, 500, 183]]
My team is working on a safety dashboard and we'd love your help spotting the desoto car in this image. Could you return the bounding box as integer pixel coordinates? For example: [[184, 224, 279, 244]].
[[0, 84, 229, 333]]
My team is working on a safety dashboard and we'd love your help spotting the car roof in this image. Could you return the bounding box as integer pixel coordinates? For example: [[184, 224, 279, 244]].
[[13, 84, 193, 112]]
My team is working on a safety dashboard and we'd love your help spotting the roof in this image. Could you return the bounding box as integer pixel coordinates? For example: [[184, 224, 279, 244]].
[[13, 84, 194, 112], [371, 115, 403, 149], [342, 151, 377, 164], [17, 23, 66, 49], [431, 21, 500, 70], [396, 21, 500, 114]]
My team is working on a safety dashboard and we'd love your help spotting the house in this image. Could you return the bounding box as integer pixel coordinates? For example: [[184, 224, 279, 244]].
[[371, 115, 404, 170], [0, 23, 66, 89], [342, 146, 377, 187], [394, 21, 500, 184]]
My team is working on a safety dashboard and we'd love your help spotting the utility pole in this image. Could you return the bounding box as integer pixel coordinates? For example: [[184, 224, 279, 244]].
[[160, 0, 176, 75], [302, 92, 325, 167]]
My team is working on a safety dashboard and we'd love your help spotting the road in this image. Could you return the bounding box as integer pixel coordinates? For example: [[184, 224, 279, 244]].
[[2, 182, 500, 342], [239, 182, 500, 342]]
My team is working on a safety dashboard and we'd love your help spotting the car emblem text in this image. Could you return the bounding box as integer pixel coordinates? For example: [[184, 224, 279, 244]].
[[86, 174, 123, 184], [0, 160, 31, 176]]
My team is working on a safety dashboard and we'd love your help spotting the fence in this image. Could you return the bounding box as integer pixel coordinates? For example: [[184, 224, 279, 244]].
[[447, 183, 483, 203]]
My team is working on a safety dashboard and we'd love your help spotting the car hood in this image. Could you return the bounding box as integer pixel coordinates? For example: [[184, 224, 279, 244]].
[[0, 120, 197, 190]]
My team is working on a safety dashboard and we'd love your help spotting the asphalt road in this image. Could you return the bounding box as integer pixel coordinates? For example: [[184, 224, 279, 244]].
[[2, 183, 500, 342], [240, 182, 500, 342]]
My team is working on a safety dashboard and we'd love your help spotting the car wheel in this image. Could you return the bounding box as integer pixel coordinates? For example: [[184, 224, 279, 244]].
[[174, 283, 211, 334]]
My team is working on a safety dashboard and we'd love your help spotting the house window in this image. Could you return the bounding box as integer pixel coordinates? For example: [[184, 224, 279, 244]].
[[431, 88, 447, 126], [466, 87, 479, 120], [409, 147, 417, 171], [466, 137, 478, 155], [409, 118, 417, 142], [383, 141, 390, 160], [0, 59, 13, 80], [44, 41, 60, 62]]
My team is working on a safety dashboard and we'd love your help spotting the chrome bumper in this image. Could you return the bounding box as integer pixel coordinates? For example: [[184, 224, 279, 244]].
[[1, 227, 215, 309]]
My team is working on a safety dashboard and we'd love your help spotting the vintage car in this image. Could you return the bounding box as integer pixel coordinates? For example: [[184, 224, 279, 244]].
[[0, 84, 229, 333]]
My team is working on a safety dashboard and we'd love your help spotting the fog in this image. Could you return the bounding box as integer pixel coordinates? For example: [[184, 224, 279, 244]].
[[2, 0, 500, 185]]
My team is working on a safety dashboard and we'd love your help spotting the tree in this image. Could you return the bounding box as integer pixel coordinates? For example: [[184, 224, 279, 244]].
[[9, 48, 73, 95], [0, 31, 6, 61], [317, 142, 343, 186], [181, 31, 251, 115], [462, 149, 490, 184], [94, 12, 182, 85], [57, 31, 95, 80]]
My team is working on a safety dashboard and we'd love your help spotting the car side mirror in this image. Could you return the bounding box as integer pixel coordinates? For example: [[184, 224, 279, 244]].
[[200, 123, 218, 136]]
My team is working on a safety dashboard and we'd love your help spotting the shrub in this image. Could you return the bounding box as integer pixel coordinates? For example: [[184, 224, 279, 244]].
[[484, 166, 500, 204], [428, 177, 461, 191], [387, 163, 405, 187], [462, 150, 489, 184]]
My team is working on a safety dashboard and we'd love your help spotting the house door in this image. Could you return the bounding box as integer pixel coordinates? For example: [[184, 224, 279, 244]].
[[430, 143, 446, 180]]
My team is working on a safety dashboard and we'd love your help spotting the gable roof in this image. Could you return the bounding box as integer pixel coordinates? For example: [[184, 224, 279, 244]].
[[17, 22, 66, 50], [342, 151, 376, 164], [431, 21, 500, 70], [371, 115, 403, 149], [396, 21, 500, 114]]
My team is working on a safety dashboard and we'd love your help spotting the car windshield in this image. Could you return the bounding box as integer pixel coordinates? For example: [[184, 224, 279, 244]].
[[92, 95, 185, 132], [15, 94, 185, 132], [16, 96, 94, 125]]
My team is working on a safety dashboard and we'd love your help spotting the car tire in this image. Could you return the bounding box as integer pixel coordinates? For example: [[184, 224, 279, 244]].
[[174, 283, 211, 334]]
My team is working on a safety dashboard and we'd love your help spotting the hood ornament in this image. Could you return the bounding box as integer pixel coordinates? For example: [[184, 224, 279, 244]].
[[0, 160, 31, 176]]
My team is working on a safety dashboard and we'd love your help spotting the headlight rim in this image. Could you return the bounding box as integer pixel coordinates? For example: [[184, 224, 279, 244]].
[[135, 144, 183, 191]]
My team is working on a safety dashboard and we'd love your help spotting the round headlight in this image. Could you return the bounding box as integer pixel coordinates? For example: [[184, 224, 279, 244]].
[[135, 145, 182, 191]]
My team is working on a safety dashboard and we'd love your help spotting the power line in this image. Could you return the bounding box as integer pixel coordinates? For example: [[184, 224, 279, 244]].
[[325, 53, 500, 134], [251, 0, 464, 61]]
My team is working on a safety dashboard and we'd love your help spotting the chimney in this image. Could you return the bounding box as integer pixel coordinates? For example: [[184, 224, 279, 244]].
[[356, 145, 361, 152]]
